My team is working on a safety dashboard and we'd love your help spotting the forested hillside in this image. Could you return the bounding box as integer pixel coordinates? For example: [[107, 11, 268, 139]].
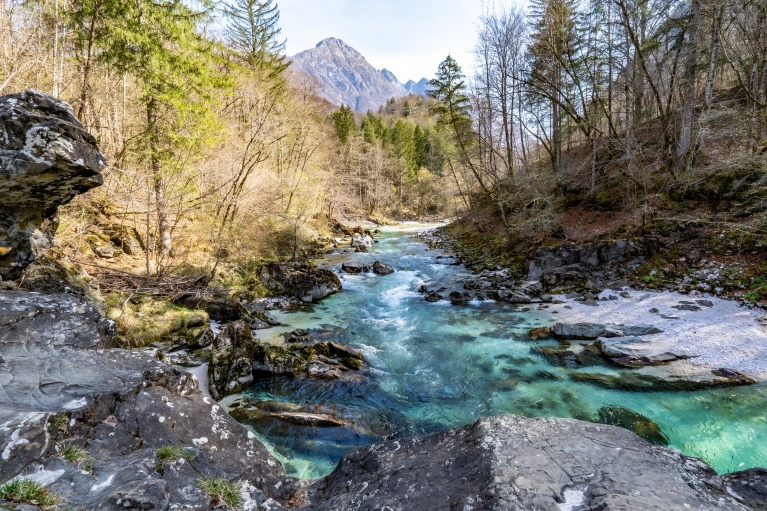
[[1, 0, 442, 285], [2, 0, 766, 301], [418, 0, 767, 304]]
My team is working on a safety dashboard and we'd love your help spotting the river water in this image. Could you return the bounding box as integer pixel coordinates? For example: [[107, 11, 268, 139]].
[[223, 224, 767, 479]]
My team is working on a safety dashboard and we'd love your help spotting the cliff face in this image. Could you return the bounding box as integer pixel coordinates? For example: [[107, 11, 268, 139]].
[[289, 38, 427, 112]]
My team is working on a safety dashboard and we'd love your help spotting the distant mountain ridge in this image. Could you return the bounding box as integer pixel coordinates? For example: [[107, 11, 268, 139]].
[[289, 38, 430, 112]]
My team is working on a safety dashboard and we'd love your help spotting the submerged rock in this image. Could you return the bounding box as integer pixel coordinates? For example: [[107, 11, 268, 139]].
[[253, 341, 364, 379], [269, 412, 346, 427], [597, 405, 669, 445], [207, 320, 256, 400], [0, 90, 106, 280], [571, 369, 757, 392], [528, 326, 552, 340], [259, 262, 342, 303], [306, 414, 749, 510]]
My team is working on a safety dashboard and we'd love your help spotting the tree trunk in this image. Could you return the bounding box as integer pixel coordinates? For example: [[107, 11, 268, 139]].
[[147, 97, 172, 258], [678, 0, 702, 158], [704, 4, 724, 109]]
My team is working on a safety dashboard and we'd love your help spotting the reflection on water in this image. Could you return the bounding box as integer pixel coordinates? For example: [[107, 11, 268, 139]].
[[224, 224, 767, 479]]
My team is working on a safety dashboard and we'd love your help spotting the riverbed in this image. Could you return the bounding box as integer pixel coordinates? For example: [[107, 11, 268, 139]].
[[223, 223, 767, 479]]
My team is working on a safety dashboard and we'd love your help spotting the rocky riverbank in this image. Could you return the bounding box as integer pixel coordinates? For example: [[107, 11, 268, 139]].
[[417, 226, 767, 382]]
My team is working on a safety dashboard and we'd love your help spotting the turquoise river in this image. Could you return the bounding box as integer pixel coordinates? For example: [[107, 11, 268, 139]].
[[222, 224, 767, 479]]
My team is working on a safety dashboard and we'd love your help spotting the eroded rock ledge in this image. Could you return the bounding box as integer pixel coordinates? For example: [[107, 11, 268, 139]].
[[0, 291, 299, 509], [305, 414, 756, 511]]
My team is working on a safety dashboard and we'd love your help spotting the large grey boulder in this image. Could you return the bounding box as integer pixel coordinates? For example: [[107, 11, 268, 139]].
[[0, 90, 106, 280], [259, 262, 342, 303], [306, 414, 752, 510], [372, 261, 394, 275], [351, 233, 373, 252]]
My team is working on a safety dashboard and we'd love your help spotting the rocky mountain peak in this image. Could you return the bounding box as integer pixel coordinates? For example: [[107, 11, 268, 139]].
[[290, 38, 428, 112]]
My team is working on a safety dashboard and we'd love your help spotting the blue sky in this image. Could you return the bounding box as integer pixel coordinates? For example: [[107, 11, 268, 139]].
[[278, 0, 496, 84]]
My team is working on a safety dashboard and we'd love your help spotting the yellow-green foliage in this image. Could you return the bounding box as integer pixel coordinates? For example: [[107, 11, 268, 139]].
[[106, 294, 208, 347]]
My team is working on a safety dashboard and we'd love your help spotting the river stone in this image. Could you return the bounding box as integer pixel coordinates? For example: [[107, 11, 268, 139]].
[[341, 262, 364, 274], [259, 262, 342, 303], [253, 341, 364, 379], [449, 291, 472, 305], [0, 90, 106, 280], [207, 320, 256, 400], [596, 336, 683, 358], [551, 322, 662, 339], [571, 370, 757, 392], [306, 414, 750, 510], [372, 261, 394, 275]]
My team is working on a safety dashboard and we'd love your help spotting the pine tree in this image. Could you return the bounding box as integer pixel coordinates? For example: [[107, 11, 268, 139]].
[[99, 0, 228, 258], [428, 55, 489, 193], [222, 0, 288, 76], [428, 56, 473, 138], [332, 104, 356, 144], [413, 124, 428, 169]]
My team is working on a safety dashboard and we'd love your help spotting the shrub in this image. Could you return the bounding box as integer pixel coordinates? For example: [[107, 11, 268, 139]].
[[197, 477, 241, 509]]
